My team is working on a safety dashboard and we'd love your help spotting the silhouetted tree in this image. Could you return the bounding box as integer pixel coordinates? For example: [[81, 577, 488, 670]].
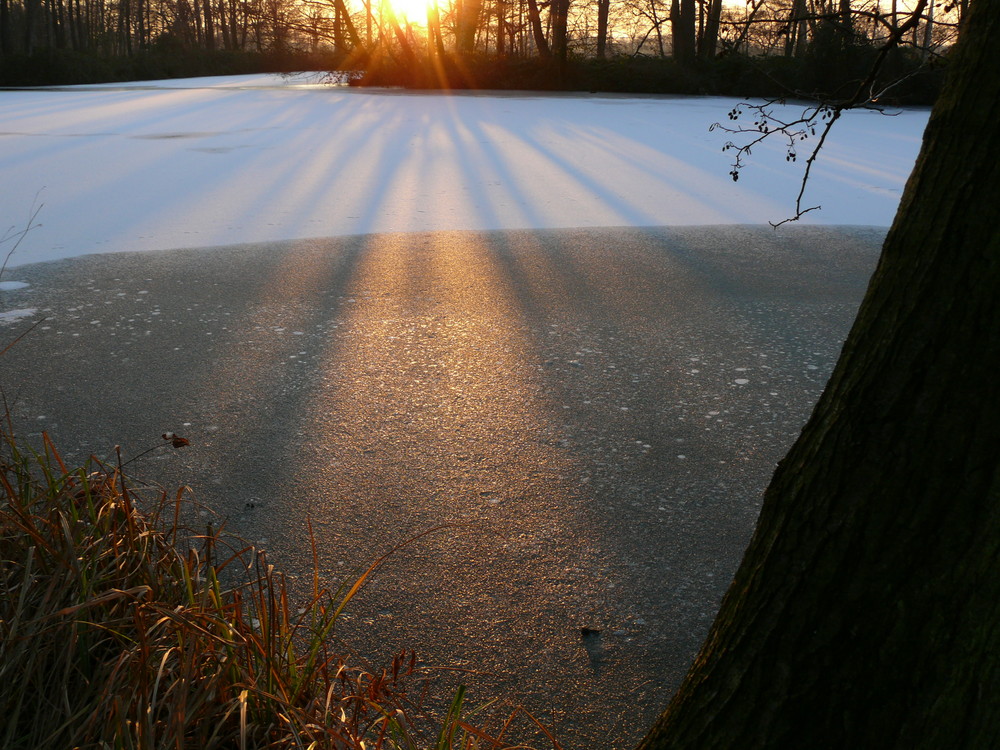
[[639, 0, 1000, 744], [670, 0, 695, 60]]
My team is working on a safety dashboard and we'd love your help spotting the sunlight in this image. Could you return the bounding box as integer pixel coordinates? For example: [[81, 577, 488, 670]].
[[382, 0, 433, 25]]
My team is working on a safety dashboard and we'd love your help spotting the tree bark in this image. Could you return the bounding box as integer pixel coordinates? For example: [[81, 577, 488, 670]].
[[639, 0, 1000, 745]]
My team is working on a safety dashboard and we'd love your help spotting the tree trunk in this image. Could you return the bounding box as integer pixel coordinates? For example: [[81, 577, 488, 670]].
[[596, 0, 609, 57], [68, 0, 79, 49], [330, 0, 361, 49], [525, 0, 549, 56], [53, 0, 67, 47], [795, 4, 808, 55], [428, 1, 446, 57], [202, 0, 214, 49], [784, 0, 807, 57], [0, 0, 10, 53], [495, 0, 505, 56], [670, 0, 695, 62], [732, 0, 764, 55], [698, 0, 720, 58], [456, 0, 483, 54], [215, 0, 229, 48], [135, 0, 144, 47], [838, 0, 853, 45], [193, 0, 203, 47], [226, 0, 237, 49], [550, 0, 569, 61], [639, 0, 1000, 745], [921, 0, 935, 54], [116, 0, 130, 53], [23, 0, 38, 51], [387, 11, 418, 64]]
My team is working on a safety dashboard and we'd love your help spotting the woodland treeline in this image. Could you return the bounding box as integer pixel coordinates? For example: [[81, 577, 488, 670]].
[[0, 0, 961, 95]]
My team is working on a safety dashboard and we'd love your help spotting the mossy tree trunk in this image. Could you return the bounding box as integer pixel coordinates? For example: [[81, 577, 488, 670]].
[[639, 0, 1000, 746]]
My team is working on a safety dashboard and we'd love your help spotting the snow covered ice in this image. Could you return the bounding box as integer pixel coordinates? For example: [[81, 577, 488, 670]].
[[0, 73, 929, 268]]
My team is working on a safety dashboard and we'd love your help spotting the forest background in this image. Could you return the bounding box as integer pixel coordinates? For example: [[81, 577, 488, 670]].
[[0, 0, 956, 100]]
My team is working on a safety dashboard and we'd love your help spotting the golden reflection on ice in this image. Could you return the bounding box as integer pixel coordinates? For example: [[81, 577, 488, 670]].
[[299, 233, 583, 525]]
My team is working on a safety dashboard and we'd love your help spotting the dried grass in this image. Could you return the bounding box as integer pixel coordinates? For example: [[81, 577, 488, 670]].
[[0, 427, 560, 750]]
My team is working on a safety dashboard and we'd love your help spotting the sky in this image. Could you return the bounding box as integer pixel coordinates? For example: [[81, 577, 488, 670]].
[[0, 73, 930, 270]]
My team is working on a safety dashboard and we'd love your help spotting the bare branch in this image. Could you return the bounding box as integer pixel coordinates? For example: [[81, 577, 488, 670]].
[[1, 191, 44, 280], [710, 0, 932, 226]]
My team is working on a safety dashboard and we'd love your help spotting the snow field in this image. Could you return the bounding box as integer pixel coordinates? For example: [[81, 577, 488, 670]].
[[0, 73, 929, 269]]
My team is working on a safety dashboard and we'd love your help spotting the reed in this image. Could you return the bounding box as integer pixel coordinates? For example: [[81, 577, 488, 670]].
[[0, 427, 559, 749]]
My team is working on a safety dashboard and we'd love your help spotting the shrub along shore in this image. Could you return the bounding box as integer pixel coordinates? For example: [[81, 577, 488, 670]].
[[1, 47, 944, 105]]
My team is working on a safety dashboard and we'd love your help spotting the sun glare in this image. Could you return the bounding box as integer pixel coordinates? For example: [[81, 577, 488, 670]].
[[383, 0, 433, 23]]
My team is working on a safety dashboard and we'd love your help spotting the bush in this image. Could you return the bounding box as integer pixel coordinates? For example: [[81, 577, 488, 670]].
[[0, 43, 945, 104], [0, 48, 347, 87], [350, 51, 944, 104]]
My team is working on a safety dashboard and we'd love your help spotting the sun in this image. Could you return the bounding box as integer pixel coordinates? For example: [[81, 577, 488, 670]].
[[383, 0, 434, 23]]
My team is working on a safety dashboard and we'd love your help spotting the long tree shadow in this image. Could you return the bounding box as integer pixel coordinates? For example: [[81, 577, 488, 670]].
[[466, 224, 883, 745]]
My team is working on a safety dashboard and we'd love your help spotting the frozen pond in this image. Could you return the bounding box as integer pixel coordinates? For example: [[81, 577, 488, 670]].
[[0, 76, 926, 748], [0, 73, 926, 268]]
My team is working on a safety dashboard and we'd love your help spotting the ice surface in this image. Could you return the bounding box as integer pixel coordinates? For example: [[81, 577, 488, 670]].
[[0, 308, 36, 323]]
